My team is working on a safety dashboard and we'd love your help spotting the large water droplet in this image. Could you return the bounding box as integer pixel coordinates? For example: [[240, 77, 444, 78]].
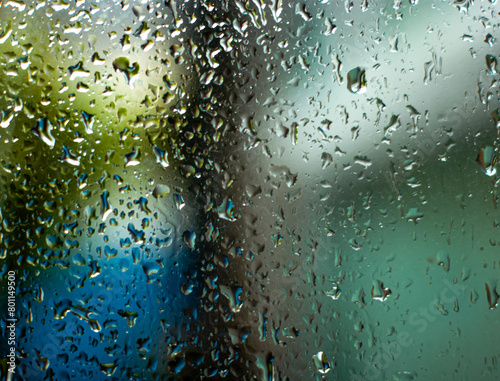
[[346, 67, 366, 94]]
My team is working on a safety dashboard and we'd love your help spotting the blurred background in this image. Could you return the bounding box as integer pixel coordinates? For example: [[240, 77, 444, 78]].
[[1, 0, 500, 380]]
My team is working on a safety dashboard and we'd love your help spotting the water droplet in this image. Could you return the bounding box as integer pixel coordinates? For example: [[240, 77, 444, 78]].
[[179, 164, 196, 178], [46, 235, 63, 249], [100, 362, 118, 376], [153, 184, 170, 198], [81, 111, 94, 134], [88, 260, 101, 278], [128, 223, 145, 243], [32, 118, 55, 147], [59, 146, 81, 166], [100, 190, 112, 221], [313, 351, 331, 374], [112, 57, 140, 87], [174, 193, 185, 210], [68, 61, 90, 81], [0, 109, 14, 128], [152, 145, 169, 168], [217, 198, 237, 221], [118, 309, 139, 327], [183, 230, 196, 250], [437, 250, 450, 272], [125, 146, 141, 166], [346, 67, 366, 94], [476, 146, 497, 176], [405, 208, 423, 222]]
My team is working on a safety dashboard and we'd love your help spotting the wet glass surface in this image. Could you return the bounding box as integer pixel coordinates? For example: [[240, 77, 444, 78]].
[[1, 1, 500, 380]]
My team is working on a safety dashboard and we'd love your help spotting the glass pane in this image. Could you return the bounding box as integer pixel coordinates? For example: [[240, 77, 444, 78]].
[[0, 1, 498, 380]]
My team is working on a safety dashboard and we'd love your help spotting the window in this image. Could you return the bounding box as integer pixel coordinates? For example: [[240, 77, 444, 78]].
[[0, 1, 497, 380]]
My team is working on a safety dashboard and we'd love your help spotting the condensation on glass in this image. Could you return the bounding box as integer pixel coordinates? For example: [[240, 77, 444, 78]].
[[0, 0, 498, 380]]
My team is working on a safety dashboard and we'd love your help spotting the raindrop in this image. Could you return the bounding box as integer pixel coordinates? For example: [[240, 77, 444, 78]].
[[32, 118, 56, 147], [313, 351, 331, 375], [68, 61, 90, 81], [153, 184, 170, 198], [100, 190, 112, 221], [112, 57, 140, 87], [183, 230, 196, 250], [346, 67, 366, 94], [81, 111, 95, 134]]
